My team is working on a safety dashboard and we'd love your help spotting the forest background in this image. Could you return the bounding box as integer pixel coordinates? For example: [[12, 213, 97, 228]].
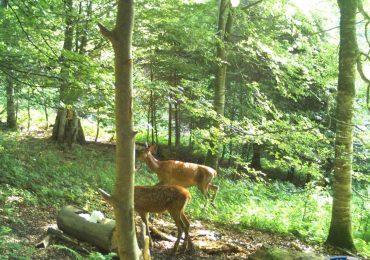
[[0, 0, 369, 258]]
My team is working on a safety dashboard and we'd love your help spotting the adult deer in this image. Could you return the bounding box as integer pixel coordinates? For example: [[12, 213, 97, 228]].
[[137, 144, 219, 206], [100, 185, 192, 253]]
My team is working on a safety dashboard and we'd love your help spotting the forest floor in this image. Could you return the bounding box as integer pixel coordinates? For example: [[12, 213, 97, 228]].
[[0, 199, 348, 260], [0, 131, 367, 259]]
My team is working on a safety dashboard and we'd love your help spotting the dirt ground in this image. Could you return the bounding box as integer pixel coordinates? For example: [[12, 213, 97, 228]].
[[2, 201, 361, 260]]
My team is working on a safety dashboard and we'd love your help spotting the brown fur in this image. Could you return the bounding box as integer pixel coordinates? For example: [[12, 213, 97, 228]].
[[137, 145, 219, 204], [134, 185, 192, 252]]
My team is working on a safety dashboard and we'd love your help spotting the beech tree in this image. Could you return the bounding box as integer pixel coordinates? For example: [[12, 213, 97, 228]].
[[51, 0, 86, 146], [98, 0, 140, 258], [325, 0, 357, 251], [206, 0, 232, 168]]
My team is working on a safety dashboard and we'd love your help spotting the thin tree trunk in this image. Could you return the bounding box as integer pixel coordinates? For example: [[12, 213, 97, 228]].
[[168, 100, 172, 149], [228, 141, 233, 166], [325, 0, 357, 251], [79, 0, 92, 54], [153, 99, 159, 145], [174, 102, 180, 150], [44, 101, 49, 129], [6, 76, 16, 129], [150, 91, 155, 144], [146, 103, 150, 144], [98, 0, 140, 257], [27, 89, 31, 132], [95, 108, 100, 142], [250, 143, 262, 171]]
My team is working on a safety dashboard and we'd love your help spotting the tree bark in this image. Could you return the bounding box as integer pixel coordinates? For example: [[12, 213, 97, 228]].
[[150, 91, 155, 144], [6, 76, 16, 129], [98, 0, 140, 258], [95, 108, 100, 142], [51, 0, 86, 145], [250, 143, 262, 171], [168, 100, 172, 149], [174, 102, 180, 150], [207, 0, 232, 169], [325, 0, 357, 251]]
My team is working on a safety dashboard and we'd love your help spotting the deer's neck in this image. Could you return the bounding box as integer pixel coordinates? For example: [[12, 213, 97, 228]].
[[145, 153, 161, 172]]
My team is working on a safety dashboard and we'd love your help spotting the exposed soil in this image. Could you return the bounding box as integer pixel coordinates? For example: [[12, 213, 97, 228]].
[[1, 199, 360, 260]]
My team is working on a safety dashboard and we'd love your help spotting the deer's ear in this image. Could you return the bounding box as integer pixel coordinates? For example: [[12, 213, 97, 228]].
[[149, 144, 157, 154]]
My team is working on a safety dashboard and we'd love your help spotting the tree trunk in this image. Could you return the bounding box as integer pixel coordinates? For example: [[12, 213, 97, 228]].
[[6, 76, 16, 129], [51, 0, 86, 145], [52, 109, 85, 145], [250, 143, 262, 171], [168, 100, 172, 149], [207, 0, 232, 169], [27, 89, 31, 132], [43, 101, 49, 129], [78, 0, 92, 54], [228, 141, 233, 166], [98, 0, 140, 258], [150, 91, 155, 144], [174, 102, 180, 150], [325, 0, 357, 251], [146, 103, 150, 143], [95, 108, 100, 142]]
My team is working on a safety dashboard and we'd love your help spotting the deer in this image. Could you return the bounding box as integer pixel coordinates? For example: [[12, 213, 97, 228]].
[[134, 185, 193, 253], [100, 185, 192, 253], [137, 144, 219, 207]]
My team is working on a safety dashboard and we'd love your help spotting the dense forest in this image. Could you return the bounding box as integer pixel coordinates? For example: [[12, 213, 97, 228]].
[[0, 0, 369, 259]]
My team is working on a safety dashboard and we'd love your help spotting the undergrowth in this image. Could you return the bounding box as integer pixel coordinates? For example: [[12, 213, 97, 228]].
[[0, 131, 369, 258]]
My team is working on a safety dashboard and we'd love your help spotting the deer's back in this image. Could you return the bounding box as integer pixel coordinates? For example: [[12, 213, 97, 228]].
[[156, 161, 216, 187], [134, 185, 191, 213]]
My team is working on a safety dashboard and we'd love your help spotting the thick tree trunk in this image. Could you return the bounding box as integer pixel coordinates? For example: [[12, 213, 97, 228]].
[[326, 0, 357, 251], [51, 0, 86, 145], [207, 0, 232, 169], [6, 76, 16, 129], [51, 109, 85, 145], [98, 0, 140, 258]]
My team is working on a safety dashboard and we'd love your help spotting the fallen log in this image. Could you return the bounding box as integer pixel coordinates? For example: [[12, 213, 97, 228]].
[[57, 205, 116, 252]]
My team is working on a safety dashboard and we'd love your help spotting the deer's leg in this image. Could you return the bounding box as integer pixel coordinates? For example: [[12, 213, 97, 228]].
[[169, 210, 184, 254], [180, 211, 193, 252], [208, 184, 219, 203]]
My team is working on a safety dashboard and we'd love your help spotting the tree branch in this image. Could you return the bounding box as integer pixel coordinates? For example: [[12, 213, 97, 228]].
[[241, 0, 264, 11], [98, 188, 116, 207], [358, 0, 370, 21], [8, 3, 57, 61], [98, 23, 115, 42], [357, 52, 370, 110]]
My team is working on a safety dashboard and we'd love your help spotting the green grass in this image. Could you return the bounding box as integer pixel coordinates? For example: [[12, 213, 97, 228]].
[[0, 130, 369, 257]]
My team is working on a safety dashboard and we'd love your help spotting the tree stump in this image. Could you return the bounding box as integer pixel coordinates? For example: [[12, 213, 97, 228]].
[[57, 205, 116, 252]]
